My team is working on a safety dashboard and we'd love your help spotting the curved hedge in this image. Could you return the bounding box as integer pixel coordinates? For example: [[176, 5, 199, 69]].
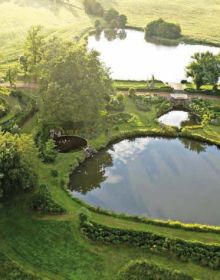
[[80, 214, 220, 270], [117, 260, 193, 280]]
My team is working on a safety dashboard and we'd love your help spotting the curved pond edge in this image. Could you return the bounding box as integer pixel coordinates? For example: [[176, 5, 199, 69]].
[[60, 128, 220, 234]]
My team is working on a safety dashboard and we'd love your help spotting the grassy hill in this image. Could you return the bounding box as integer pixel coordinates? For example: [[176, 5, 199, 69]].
[[1, 0, 220, 71], [99, 0, 220, 45]]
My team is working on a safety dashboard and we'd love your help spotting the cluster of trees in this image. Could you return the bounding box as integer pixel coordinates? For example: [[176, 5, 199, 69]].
[[145, 18, 182, 40], [83, 0, 104, 17], [3, 25, 44, 86], [0, 132, 38, 198], [186, 51, 220, 90]]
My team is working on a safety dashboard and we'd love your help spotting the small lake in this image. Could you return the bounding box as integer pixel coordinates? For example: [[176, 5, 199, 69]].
[[158, 110, 199, 128], [69, 137, 220, 225], [88, 30, 220, 83]]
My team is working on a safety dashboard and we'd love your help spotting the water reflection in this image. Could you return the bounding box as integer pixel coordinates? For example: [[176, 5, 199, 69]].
[[88, 30, 220, 82], [158, 110, 199, 128], [95, 29, 127, 42], [69, 137, 220, 225]]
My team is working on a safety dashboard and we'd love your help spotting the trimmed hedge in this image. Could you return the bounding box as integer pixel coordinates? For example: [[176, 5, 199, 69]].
[[30, 184, 66, 215], [117, 259, 193, 280], [80, 214, 220, 270]]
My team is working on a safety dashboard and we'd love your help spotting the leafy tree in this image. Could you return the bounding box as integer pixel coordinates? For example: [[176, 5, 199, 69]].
[[145, 18, 181, 40], [5, 66, 18, 87], [186, 52, 220, 90], [19, 55, 28, 77], [0, 132, 38, 198], [83, 0, 104, 17], [104, 8, 119, 23], [23, 25, 45, 80], [119, 15, 127, 28], [42, 139, 57, 163], [40, 41, 114, 131]]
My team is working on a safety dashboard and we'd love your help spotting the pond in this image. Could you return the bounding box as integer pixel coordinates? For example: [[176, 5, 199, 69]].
[[69, 137, 220, 225], [87, 30, 220, 83], [158, 110, 199, 128]]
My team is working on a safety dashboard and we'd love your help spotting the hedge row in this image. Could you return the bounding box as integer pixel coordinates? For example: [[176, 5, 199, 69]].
[[115, 86, 173, 92], [80, 214, 220, 270], [117, 259, 193, 280]]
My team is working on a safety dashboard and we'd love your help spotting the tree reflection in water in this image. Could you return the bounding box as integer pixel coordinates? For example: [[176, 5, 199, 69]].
[[69, 150, 113, 194], [180, 138, 207, 154]]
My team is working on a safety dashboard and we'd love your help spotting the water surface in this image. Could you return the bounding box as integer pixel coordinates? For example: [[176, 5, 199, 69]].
[[88, 30, 220, 82], [158, 110, 199, 128], [70, 137, 220, 225]]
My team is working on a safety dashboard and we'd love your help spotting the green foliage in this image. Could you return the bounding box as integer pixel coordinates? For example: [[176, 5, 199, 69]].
[[30, 184, 66, 214], [117, 259, 193, 280], [51, 169, 59, 177], [81, 217, 220, 270], [186, 52, 220, 89], [23, 25, 45, 80], [84, 0, 104, 17], [41, 41, 114, 130], [41, 139, 57, 163], [0, 132, 38, 198], [106, 94, 125, 111], [104, 8, 127, 29], [5, 66, 18, 87], [0, 97, 9, 118], [145, 18, 181, 40], [128, 88, 136, 98]]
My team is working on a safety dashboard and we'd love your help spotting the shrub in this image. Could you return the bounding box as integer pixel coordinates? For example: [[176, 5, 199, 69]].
[[128, 88, 136, 98], [106, 96, 125, 112], [41, 139, 58, 163], [117, 260, 193, 280], [0, 132, 38, 198], [51, 169, 59, 177], [83, 0, 104, 17], [30, 184, 66, 214], [145, 18, 181, 40], [80, 217, 220, 270]]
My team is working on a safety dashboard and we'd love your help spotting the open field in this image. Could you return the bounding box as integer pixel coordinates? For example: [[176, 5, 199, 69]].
[[1, 0, 220, 76], [100, 0, 220, 45]]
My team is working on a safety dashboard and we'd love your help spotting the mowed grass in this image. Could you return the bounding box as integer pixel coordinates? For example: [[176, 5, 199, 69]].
[[100, 0, 220, 45]]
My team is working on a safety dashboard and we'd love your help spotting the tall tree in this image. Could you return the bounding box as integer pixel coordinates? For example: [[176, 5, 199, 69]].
[[186, 52, 220, 90], [40, 40, 114, 131], [5, 66, 18, 87], [23, 25, 45, 80]]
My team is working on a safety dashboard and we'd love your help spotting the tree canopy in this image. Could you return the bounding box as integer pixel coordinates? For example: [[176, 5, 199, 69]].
[[83, 0, 104, 17], [145, 18, 181, 40], [186, 51, 220, 89], [40, 39, 114, 131], [0, 132, 38, 198]]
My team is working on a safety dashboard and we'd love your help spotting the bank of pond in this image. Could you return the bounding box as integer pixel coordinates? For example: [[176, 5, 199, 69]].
[[69, 136, 220, 225]]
